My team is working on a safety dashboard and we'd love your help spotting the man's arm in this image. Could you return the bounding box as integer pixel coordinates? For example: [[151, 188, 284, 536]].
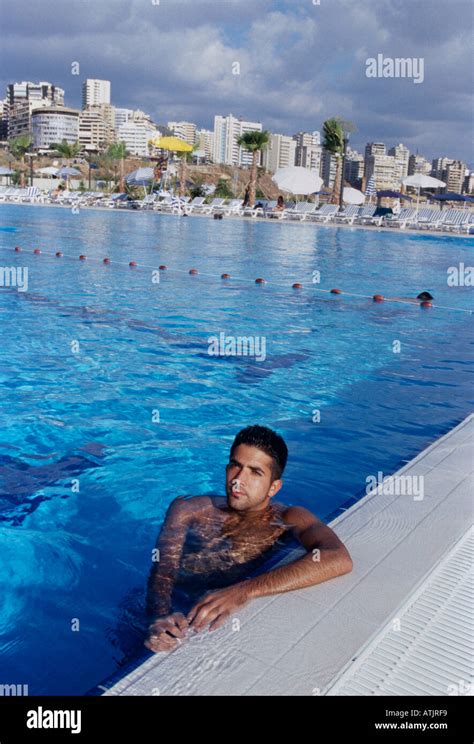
[[145, 496, 196, 620], [243, 506, 353, 599], [187, 506, 352, 631]]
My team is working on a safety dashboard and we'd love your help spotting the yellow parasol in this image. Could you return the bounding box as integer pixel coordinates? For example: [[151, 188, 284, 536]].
[[150, 136, 193, 153], [151, 137, 193, 196]]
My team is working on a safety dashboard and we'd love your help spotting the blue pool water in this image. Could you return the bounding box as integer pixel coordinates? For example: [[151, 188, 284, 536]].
[[0, 203, 473, 694]]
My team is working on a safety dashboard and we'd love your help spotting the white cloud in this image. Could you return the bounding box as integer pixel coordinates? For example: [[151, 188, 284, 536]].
[[0, 0, 472, 162]]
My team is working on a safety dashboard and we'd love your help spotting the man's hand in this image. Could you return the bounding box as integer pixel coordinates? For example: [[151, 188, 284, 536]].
[[187, 583, 250, 632], [144, 612, 189, 653]]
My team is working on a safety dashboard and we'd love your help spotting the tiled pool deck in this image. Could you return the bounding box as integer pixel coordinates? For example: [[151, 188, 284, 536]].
[[99, 413, 473, 696]]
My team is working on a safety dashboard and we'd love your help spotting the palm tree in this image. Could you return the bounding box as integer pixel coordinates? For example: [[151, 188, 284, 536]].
[[322, 118, 356, 206], [174, 142, 196, 197], [50, 140, 82, 189], [236, 131, 270, 208], [106, 142, 129, 192], [51, 139, 82, 167], [9, 134, 33, 187], [214, 178, 235, 199], [322, 118, 344, 205]]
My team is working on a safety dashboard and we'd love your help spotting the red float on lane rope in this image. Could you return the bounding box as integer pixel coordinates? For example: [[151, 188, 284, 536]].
[[129, 261, 137, 267], [55, 251, 63, 257], [255, 278, 266, 284], [420, 301, 433, 308], [221, 273, 231, 279], [79, 255, 87, 260], [159, 265, 167, 270], [14, 246, 22, 252], [103, 257, 110, 264], [292, 283, 303, 289], [33, 249, 41, 255], [373, 294, 384, 302], [189, 268, 198, 275], [330, 288, 342, 294]]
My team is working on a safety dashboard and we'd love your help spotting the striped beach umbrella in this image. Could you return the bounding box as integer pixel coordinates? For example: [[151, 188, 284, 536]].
[[365, 176, 377, 200]]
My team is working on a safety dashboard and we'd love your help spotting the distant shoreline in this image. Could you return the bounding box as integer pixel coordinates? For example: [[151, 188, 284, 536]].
[[1, 199, 472, 239]]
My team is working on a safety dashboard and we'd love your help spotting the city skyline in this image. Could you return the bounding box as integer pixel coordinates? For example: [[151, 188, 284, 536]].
[[0, 0, 472, 166]]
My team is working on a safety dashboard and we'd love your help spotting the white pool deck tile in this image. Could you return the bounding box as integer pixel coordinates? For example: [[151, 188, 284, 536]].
[[325, 527, 473, 696], [102, 413, 473, 696]]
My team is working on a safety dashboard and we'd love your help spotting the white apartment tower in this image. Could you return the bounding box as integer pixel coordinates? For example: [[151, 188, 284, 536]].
[[388, 143, 410, 183], [262, 134, 296, 173], [82, 79, 111, 109], [431, 157, 453, 181], [408, 154, 431, 176], [344, 148, 365, 187], [7, 81, 64, 107], [213, 114, 262, 167], [293, 132, 322, 173], [116, 119, 158, 156], [167, 121, 197, 145], [365, 154, 397, 189], [196, 129, 214, 160], [6, 81, 65, 139]]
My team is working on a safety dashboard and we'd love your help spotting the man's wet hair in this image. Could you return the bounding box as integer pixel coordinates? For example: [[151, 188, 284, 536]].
[[230, 425, 288, 479], [417, 291, 433, 301]]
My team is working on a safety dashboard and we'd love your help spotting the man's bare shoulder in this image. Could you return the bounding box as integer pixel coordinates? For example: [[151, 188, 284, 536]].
[[280, 505, 324, 529], [166, 495, 220, 522]]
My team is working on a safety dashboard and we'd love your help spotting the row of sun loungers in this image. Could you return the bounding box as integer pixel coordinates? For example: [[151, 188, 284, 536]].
[[1, 186, 472, 232]]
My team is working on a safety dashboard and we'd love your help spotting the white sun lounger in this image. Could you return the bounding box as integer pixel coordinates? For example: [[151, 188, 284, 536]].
[[355, 205, 378, 224], [278, 202, 318, 221], [438, 209, 474, 233], [384, 207, 417, 229], [414, 209, 443, 229], [184, 197, 206, 213], [334, 205, 361, 224], [161, 196, 191, 214], [308, 204, 339, 223], [200, 198, 227, 214], [211, 198, 242, 215], [216, 199, 244, 216], [403, 208, 440, 229]]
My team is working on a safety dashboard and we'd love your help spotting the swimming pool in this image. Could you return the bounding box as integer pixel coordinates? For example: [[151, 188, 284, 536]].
[[0, 203, 473, 694]]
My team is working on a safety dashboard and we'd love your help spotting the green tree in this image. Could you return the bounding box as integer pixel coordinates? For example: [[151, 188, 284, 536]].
[[106, 142, 129, 192], [322, 118, 344, 205], [176, 143, 201, 197], [95, 153, 114, 192], [214, 179, 234, 199], [322, 118, 356, 206], [8, 134, 33, 187], [189, 177, 206, 199], [236, 131, 270, 207], [50, 140, 82, 189]]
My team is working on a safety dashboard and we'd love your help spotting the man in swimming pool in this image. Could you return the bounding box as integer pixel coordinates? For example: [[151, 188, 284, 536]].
[[144, 425, 353, 653], [389, 291, 434, 303]]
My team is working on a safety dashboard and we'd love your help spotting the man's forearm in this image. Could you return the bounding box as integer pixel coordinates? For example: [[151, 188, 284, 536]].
[[241, 548, 352, 600], [145, 569, 176, 619]]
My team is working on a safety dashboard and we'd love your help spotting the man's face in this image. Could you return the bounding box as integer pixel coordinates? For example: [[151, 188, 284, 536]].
[[225, 444, 282, 513]]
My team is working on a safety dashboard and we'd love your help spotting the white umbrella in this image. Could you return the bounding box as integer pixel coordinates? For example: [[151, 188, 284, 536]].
[[273, 166, 323, 196], [56, 166, 81, 177], [126, 167, 154, 185], [343, 187, 365, 205], [126, 167, 155, 196], [402, 174, 446, 213], [36, 166, 59, 176], [403, 174, 445, 189]]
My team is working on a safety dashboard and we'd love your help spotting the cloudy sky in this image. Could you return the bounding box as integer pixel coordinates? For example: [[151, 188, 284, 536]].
[[1, 0, 472, 163]]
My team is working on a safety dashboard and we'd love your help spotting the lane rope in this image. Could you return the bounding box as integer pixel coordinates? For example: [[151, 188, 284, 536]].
[[2, 245, 473, 315]]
